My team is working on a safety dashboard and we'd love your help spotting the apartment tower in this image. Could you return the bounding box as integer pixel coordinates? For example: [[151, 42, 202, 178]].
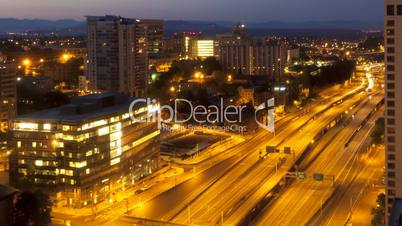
[[385, 1, 402, 224], [86, 16, 148, 97]]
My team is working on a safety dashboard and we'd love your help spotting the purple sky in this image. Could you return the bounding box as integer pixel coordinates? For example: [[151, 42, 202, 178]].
[[0, 0, 383, 21]]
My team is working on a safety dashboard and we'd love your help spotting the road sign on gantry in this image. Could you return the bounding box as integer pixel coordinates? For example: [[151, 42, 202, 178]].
[[313, 173, 324, 181], [296, 172, 307, 180], [266, 146, 276, 153], [284, 147, 291, 154]]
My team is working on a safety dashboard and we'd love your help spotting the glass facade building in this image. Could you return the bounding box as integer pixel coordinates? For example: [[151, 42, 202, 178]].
[[9, 93, 160, 207]]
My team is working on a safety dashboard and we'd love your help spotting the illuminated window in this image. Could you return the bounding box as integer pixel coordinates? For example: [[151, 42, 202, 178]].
[[62, 125, 71, 131], [54, 133, 63, 139], [17, 141, 21, 148], [110, 131, 122, 141], [62, 134, 74, 140], [110, 148, 122, 159], [81, 124, 89, 130], [196, 40, 215, 57], [66, 170, 73, 176], [110, 123, 122, 133], [75, 133, 90, 142], [110, 116, 120, 123], [56, 142, 64, 148], [93, 119, 107, 127], [14, 122, 38, 131], [110, 157, 120, 166], [69, 161, 87, 168], [122, 113, 129, 119], [32, 142, 37, 148], [43, 124, 51, 131], [81, 119, 108, 131], [86, 150, 93, 157], [98, 126, 110, 136], [134, 107, 147, 115], [35, 160, 43, 166], [86, 168, 90, 174]]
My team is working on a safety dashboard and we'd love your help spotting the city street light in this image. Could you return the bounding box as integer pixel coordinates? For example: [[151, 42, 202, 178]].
[[60, 53, 73, 63], [22, 58, 31, 66]]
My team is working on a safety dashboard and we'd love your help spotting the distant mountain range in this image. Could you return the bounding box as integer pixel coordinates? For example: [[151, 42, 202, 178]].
[[0, 18, 383, 37], [0, 18, 83, 33]]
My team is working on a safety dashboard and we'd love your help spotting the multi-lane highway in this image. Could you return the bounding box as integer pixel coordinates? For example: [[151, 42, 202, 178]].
[[53, 74, 381, 226], [253, 93, 383, 225], [172, 95, 370, 225], [120, 80, 371, 225]]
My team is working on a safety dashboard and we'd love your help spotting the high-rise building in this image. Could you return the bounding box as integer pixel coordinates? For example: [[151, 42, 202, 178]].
[[86, 16, 148, 97], [165, 32, 203, 58], [385, 1, 402, 223], [140, 19, 165, 58], [0, 63, 17, 132], [218, 40, 288, 78], [9, 93, 160, 207]]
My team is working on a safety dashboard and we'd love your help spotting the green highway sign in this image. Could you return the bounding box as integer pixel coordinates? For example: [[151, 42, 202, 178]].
[[296, 172, 307, 180], [266, 146, 276, 153], [313, 173, 324, 181]]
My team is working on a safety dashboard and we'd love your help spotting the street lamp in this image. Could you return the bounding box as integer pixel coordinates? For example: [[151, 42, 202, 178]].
[[194, 71, 204, 80], [22, 58, 31, 67], [60, 53, 73, 63], [227, 74, 232, 82]]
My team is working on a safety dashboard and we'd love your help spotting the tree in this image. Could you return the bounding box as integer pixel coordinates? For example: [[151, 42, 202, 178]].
[[212, 71, 226, 86], [201, 57, 222, 74], [371, 193, 385, 226], [0, 132, 6, 141], [12, 190, 52, 226], [371, 117, 385, 145]]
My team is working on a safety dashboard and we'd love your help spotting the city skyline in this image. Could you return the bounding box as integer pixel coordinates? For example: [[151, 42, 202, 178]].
[[0, 0, 383, 21], [0, 1, 389, 225]]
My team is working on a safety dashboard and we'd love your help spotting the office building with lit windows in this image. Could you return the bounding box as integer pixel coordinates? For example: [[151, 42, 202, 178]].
[[86, 16, 148, 97], [190, 39, 217, 59], [9, 93, 160, 207], [166, 31, 203, 59], [0, 63, 17, 132], [385, 1, 402, 224], [218, 40, 288, 78]]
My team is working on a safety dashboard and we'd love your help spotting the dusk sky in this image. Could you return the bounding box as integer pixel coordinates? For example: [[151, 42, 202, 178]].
[[0, 0, 383, 21]]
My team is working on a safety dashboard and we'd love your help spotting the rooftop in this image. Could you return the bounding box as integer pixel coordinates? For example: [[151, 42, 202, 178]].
[[15, 93, 144, 123]]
